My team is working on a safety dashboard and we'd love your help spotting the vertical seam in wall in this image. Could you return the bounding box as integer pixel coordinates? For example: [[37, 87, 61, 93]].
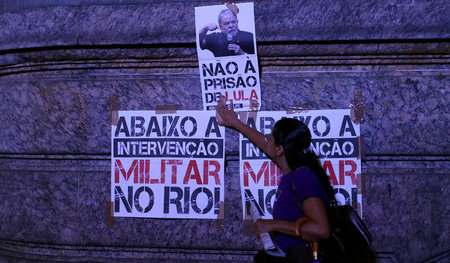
[[77, 172, 80, 245]]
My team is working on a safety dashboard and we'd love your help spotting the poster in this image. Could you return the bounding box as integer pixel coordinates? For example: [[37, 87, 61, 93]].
[[195, 2, 261, 111], [240, 110, 362, 219], [111, 111, 225, 219]]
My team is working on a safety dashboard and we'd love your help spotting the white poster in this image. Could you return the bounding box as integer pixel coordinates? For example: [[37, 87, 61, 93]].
[[111, 111, 225, 219], [195, 2, 261, 111], [240, 110, 362, 219]]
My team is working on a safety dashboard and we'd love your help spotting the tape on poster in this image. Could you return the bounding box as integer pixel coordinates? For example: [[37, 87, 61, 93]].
[[350, 89, 364, 124], [109, 96, 119, 126], [237, 111, 259, 125], [105, 200, 114, 229], [248, 99, 259, 120], [155, 104, 180, 114], [357, 136, 365, 160], [286, 104, 310, 114], [242, 200, 254, 237], [237, 110, 259, 125], [249, 99, 259, 112], [356, 202, 362, 217], [237, 111, 247, 123], [357, 173, 364, 195], [225, 2, 239, 15], [215, 201, 225, 230]]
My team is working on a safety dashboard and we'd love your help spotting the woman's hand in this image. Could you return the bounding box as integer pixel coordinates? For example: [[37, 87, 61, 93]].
[[253, 219, 274, 237], [215, 96, 240, 128]]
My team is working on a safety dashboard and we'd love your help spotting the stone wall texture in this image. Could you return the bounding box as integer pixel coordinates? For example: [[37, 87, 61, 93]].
[[0, 1, 449, 262]]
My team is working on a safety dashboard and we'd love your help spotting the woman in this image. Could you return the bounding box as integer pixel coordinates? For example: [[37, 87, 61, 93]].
[[216, 99, 336, 263]]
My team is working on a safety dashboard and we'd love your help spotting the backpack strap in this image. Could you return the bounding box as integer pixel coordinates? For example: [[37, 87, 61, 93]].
[[290, 173, 319, 261], [290, 172, 304, 213]]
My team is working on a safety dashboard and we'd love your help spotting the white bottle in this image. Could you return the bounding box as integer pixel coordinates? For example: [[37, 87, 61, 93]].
[[249, 202, 276, 250]]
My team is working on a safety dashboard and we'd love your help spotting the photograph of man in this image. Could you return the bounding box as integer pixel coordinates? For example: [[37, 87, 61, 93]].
[[198, 9, 255, 57]]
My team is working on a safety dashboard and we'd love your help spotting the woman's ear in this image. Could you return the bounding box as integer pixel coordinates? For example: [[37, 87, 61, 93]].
[[276, 145, 284, 157]]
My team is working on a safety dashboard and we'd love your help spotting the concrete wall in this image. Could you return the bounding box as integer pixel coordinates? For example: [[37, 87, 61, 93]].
[[0, 1, 449, 262]]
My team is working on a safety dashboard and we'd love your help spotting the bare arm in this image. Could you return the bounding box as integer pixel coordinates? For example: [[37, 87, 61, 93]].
[[298, 197, 330, 240], [216, 98, 267, 152], [216, 98, 329, 241], [254, 197, 330, 241]]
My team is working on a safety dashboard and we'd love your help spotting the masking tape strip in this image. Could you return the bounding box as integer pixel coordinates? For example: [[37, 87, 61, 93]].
[[237, 111, 258, 124], [356, 201, 362, 218], [350, 88, 364, 124], [249, 99, 259, 112], [225, 2, 239, 15], [357, 173, 364, 195], [248, 99, 259, 120], [215, 201, 225, 230], [105, 200, 114, 229], [109, 96, 119, 126], [357, 173, 365, 216], [286, 104, 310, 115], [248, 110, 258, 122], [242, 200, 254, 237], [155, 104, 180, 114], [237, 111, 248, 123], [236, 99, 259, 124], [357, 136, 365, 160]]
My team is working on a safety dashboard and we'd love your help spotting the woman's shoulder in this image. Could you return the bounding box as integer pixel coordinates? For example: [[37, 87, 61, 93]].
[[292, 167, 328, 201], [293, 166, 316, 177], [292, 167, 321, 185]]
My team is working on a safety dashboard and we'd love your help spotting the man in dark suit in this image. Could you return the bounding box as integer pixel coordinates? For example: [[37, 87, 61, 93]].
[[199, 9, 255, 57]]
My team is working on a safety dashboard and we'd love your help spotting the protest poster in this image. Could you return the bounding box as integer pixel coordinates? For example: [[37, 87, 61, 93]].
[[240, 110, 362, 219], [195, 2, 261, 111], [111, 111, 225, 219]]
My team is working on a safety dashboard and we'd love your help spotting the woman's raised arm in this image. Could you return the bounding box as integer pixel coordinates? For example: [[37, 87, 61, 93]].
[[215, 98, 268, 152]]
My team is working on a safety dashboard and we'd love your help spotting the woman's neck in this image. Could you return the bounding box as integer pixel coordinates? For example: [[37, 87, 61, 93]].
[[277, 159, 291, 175]]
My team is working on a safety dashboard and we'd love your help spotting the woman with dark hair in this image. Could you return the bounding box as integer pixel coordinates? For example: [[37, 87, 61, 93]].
[[216, 99, 335, 263]]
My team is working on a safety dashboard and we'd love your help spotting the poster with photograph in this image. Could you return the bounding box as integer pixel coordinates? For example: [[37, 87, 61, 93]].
[[195, 2, 261, 111], [111, 111, 225, 219], [239, 110, 362, 219]]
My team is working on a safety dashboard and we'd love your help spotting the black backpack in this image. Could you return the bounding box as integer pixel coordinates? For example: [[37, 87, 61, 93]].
[[290, 177, 374, 262]]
